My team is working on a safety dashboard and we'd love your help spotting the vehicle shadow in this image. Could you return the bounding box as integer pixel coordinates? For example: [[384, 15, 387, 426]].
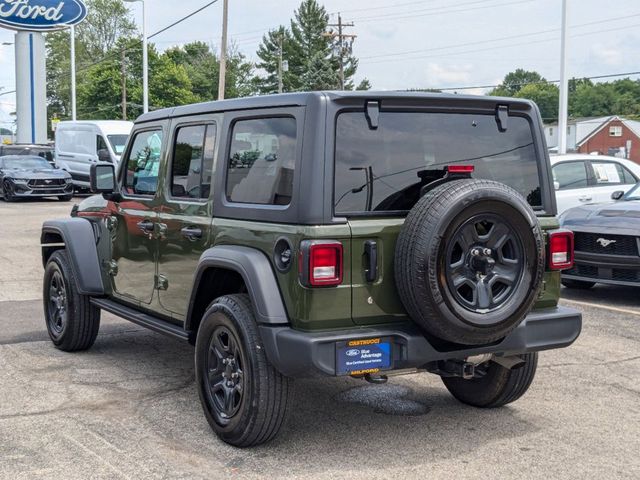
[[77, 330, 542, 476], [561, 284, 640, 310]]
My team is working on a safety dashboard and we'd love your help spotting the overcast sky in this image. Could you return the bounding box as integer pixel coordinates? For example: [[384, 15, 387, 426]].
[[0, 0, 638, 128]]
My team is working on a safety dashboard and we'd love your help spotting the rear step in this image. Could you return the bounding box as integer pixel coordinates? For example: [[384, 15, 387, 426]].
[[90, 298, 190, 341]]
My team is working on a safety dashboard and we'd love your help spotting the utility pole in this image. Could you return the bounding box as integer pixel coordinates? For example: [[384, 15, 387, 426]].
[[325, 14, 356, 90], [277, 32, 283, 94], [121, 47, 127, 120], [218, 0, 229, 100], [558, 0, 569, 154]]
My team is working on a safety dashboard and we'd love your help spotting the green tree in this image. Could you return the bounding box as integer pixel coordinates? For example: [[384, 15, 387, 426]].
[[514, 83, 559, 121], [165, 41, 255, 100], [490, 69, 545, 96], [255, 27, 298, 94], [253, 0, 364, 92], [46, 0, 136, 122]]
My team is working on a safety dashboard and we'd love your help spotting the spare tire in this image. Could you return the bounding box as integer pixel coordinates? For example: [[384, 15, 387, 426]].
[[395, 179, 544, 345]]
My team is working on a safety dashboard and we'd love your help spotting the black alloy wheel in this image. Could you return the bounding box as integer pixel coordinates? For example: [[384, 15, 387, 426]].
[[204, 325, 246, 424], [47, 270, 68, 338], [445, 214, 524, 316], [2, 179, 15, 202]]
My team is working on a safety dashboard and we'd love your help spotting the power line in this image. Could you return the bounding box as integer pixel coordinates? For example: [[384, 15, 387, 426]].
[[353, 0, 532, 23], [360, 12, 640, 62], [434, 70, 640, 92], [76, 0, 220, 75]]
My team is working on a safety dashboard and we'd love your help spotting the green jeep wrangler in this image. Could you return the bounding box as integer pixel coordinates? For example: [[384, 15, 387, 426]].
[[41, 92, 581, 447]]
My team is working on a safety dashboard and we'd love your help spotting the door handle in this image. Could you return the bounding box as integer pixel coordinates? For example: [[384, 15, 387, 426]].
[[364, 240, 378, 283], [181, 226, 203, 241], [136, 219, 154, 233], [578, 196, 592, 202]]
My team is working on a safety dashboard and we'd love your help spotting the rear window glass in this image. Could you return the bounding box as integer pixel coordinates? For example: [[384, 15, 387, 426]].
[[226, 117, 296, 205], [334, 112, 542, 214]]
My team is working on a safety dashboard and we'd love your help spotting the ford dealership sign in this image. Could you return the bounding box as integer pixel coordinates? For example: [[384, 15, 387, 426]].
[[0, 0, 87, 31]]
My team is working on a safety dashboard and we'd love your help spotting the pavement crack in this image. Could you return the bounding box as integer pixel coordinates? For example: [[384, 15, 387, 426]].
[[540, 355, 640, 369]]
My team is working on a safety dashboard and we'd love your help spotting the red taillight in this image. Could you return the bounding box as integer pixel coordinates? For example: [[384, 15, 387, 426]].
[[300, 241, 343, 287], [549, 229, 574, 270], [447, 165, 474, 174]]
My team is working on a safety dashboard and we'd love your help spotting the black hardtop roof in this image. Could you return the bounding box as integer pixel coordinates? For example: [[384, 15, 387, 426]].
[[136, 91, 535, 124]]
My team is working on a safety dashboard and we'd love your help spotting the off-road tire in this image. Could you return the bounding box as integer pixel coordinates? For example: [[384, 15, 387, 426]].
[[562, 279, 595, 290], [195, 294, 291, 447], [395, 179, 545, 345], [43, 250, 101, 351], [442, 352, 538, 407]]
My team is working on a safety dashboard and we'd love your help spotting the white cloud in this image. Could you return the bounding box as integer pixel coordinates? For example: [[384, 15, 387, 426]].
[[424, 63, 473, 87], [590, 43, 623, 67]]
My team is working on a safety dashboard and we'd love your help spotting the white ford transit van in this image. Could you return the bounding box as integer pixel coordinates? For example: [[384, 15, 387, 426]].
[[55, 121, 133, 189]]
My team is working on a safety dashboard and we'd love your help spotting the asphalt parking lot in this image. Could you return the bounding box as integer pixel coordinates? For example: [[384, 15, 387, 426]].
[[1, 199, 639, 479]]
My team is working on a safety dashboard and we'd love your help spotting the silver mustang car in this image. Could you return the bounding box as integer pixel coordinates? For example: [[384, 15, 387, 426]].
[[0, 155, 73, 202]]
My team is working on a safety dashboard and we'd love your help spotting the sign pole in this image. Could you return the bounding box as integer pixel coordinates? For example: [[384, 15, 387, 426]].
[[70, 25, 77, 121], [15, 31, 47, 144]]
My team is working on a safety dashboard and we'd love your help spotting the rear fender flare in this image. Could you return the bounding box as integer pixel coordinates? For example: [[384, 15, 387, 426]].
[[186, 246, 289, 331]]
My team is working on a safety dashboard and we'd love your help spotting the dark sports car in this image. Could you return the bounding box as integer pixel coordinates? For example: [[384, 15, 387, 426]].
[[560, 182, 640, 288], [0, 155, 73, 202]]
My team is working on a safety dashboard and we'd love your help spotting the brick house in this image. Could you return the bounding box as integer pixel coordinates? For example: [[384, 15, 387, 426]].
[[544, 116, 640, 163], [577, 116, 640, 163]]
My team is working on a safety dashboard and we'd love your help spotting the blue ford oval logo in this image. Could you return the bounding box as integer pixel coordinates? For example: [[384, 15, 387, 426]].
[[0, 0, 87, 31], [345, 349, 360, 357]]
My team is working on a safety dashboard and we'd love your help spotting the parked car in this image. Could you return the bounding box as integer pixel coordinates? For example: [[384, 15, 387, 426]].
[[0, 155, 73, 201], [0, 143, 55, 165], [54, 120, 133, 190], [560, 182, 640, 289], [551, 154, 640, 214], [40, 92, 581, 447]]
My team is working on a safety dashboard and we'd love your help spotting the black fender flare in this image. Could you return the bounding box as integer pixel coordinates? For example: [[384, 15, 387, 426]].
[[41, 218, 105, 296], [185, 246, 289, 331]]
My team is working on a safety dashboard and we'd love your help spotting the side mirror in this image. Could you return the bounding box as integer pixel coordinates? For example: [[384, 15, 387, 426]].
[[90, 163, 116, 194], [97, 149, 111, 163], [611, 190, 625, 201]]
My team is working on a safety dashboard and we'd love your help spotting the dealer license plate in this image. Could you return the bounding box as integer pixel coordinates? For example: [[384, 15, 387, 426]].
[[336, 337, 392, 375]]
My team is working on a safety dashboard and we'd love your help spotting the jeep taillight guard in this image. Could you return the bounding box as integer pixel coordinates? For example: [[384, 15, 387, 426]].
[[299, 240, 343, 287], [548, 229, 574, 270]]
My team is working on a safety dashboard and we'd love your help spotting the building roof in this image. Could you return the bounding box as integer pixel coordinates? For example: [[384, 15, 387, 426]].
[[577, 116, 640, 146]]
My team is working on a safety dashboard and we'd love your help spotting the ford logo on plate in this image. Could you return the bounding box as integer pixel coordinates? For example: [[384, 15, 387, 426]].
[[345, 349, 360, 357], [0, 0, 88, 31]]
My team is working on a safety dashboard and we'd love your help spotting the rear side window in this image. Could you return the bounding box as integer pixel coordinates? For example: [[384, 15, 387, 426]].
[[553, 162, 588, 190], [170, 124, 216, 199], [334, 112, 542, 214], [123, 129, 163, 196], [226, 117, 296, 205], [592, 161, 636, 186]]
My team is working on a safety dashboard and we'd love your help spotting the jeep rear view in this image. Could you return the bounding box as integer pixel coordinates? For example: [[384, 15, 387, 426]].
[[40, 92, 581, 447]]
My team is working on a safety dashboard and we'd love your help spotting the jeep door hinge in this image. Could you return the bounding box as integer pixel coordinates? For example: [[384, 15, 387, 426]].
[[104, 260, 118, 276], [155, 274, 169, 291]]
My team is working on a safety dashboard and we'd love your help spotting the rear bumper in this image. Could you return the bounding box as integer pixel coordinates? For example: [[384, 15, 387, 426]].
[[260, 306, 582, 377]]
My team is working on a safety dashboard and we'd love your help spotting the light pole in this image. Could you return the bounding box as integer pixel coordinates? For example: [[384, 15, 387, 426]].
[[124, 0, 148, 113], [558, 0, 569, 154]]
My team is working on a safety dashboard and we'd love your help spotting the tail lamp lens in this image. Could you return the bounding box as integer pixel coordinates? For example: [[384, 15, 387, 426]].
[[549, 229, 574, 270], [300, 241, 343, 287]]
